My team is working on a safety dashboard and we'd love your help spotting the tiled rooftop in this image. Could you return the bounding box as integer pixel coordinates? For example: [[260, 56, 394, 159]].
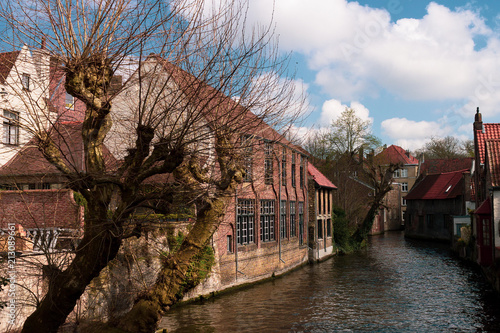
[[307, 162, 337, 189], [405, 169, 467, 200], [376, 145, 419, 165]]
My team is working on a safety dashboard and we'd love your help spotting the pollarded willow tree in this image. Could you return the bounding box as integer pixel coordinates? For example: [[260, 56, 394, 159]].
[[0, 0, 304, 332]]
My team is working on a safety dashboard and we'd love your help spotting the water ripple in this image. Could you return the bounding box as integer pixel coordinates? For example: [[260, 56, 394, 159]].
[[160, 232, 500, 333]]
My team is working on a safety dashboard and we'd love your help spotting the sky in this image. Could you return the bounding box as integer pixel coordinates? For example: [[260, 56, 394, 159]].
[[233, 0, 500, 151]]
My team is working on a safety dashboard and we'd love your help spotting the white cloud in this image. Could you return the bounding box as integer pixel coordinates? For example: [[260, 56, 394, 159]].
[[381, 117, 453, 150], [319, 99, 372, 127], [231, 0, 500, 105]]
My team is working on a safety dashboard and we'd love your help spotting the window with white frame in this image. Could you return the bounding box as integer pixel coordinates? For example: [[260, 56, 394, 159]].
[[401, 168, 408, 178], [241, 135, 252, 182], [280, 200, 287, 239], [237, 199, 255, 245], [3, 110, 19, 145], [401, 182, 408, 192], [298, 202, 304, 245], [290, 201, 296, 237], [264, 142, 273, 185], [260, 200, 275, 242], [281, 147, 287, 185]]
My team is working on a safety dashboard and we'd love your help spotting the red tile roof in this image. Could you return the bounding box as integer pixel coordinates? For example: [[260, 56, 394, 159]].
[[476, 123, 500, 165], [405, 169, 467, 200], [420, 158, 473, 175], [307, 162, 337, 189], [152, 56, 292, 146], [0, 50, 20, 84], [0, 122, 117, 177], [485, 139, 500, 187], [376, 145, 418, 165]]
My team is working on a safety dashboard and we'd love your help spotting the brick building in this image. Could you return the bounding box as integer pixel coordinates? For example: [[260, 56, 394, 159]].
[[375, 145, 419, 229], [0, 49, 338, 322]]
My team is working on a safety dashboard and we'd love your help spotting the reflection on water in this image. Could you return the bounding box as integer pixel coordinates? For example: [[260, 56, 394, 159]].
[[160, 232, 500, 332]]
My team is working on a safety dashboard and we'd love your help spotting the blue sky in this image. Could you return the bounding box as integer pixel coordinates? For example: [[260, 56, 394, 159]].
[[233, 0, 500, 151]]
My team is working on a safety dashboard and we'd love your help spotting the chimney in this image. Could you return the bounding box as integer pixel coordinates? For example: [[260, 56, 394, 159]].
[[41, 37, 46, 50], [474, 107, 483, 131]]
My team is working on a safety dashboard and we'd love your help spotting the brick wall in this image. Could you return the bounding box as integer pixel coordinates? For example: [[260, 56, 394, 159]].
[[185, 140, 310, 299], [0, 189, 83, 229]]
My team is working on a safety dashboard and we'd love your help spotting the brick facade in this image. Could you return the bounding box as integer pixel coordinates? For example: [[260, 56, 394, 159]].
[[185, 141, 311, 299]]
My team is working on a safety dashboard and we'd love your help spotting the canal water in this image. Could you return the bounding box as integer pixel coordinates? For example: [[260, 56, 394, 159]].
[[160, 232, 500, 332]]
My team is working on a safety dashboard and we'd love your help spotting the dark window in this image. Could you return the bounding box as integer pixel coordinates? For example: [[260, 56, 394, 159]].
[[327, 190, 330, 215], [227, 235, 233, 253], [317, 219, 323, 239], [242, 136, 252, 182], [3, 110, 19, 145], [426, 214, 434, 229], [483, 219, 490, 246], [260, 200, 275, 242], [299, 202, 304, 245], [326, 218, 331, 237], [280, 200, 287, 239], [264, 142, 273, 185], [300, 156, 304, 188], [237, 199, 255, 245], [290, 201, 296, 237], [281, 147, 286, 185], [317, 190, 321, 214], [22, 73, 30, 90], [291, 153, 296, 187]]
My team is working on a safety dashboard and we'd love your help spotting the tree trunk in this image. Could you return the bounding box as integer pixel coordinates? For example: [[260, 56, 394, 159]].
[[22, 196, 122, 333], [115, 198, 227, 333]]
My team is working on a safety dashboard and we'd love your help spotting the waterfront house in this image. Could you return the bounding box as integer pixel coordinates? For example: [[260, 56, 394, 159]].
[[471, 110, 500, 266], [374, 145, 419, 230], [404, 169, 470, 242], [307, 162, 337, 261]]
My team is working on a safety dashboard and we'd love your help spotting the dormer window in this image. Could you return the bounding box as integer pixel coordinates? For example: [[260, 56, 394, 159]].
[[22, 73, 30, 91]]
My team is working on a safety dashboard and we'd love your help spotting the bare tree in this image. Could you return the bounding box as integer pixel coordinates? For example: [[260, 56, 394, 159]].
[[325, 107, 380, 159], [306, 108, 381, 229], [0, 0, 304, 332], [416, 136, 471, 159]]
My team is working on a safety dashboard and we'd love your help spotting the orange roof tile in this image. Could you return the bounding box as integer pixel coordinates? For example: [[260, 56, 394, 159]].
[[376, 145, 418, 165], [476, 123, 500, 165], [485, 139, 500, 188]]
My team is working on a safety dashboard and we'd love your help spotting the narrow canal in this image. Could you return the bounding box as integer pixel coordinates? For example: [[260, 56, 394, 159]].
[[160, 232, 500, 332]]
